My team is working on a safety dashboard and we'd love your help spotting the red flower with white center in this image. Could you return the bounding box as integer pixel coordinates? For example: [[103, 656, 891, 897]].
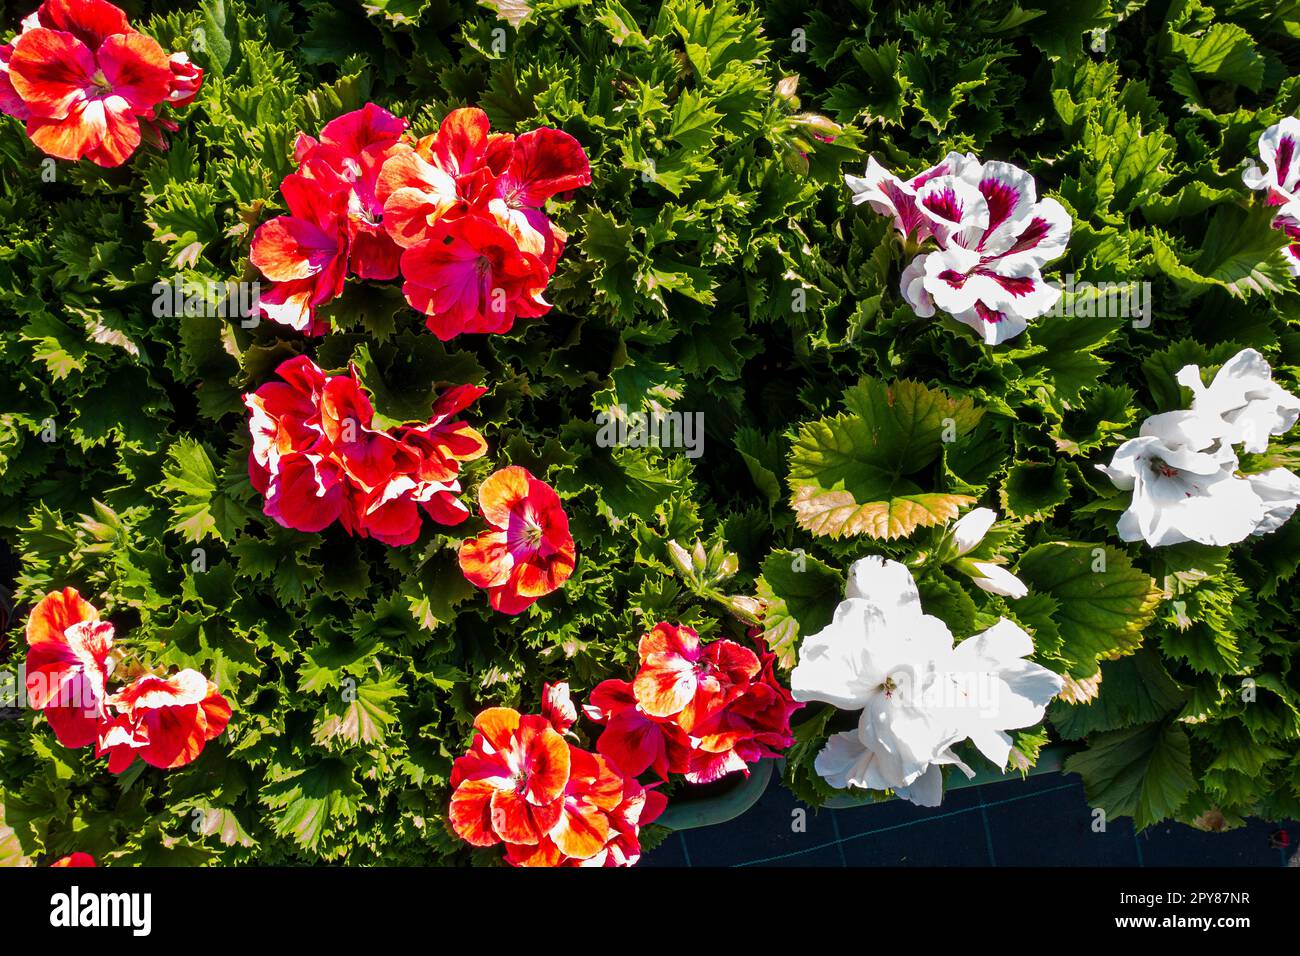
[[295, 103, 409, 281], [448, 707, 571, 848], [0, 0, 202, 166], [458, 466, 576, 614], [24, 587, 113, 749], [249, 171, 352, 334], [96, 669, 231, 773], [399, 213, 552, 339], [1243, 117, 1300, 206]]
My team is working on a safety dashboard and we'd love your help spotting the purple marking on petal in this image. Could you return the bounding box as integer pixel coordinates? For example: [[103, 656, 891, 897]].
[[976, 269, 1037, 297], [937, 269, 968, 288], [974, 301, 1005, 324], [911, 164, 949, 188], [922, 187, 965, 223], [1275, 136, 1296, 189], [997, 216, 1051, 258], [979, 178, 1020, 234]]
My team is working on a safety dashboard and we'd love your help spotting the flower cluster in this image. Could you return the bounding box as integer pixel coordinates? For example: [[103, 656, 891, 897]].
[[791, 557, 1062, 807], [846, 152, 1072, 344], [448, 686, 666, 867], [1242, 116, 1300, 276], [457, 465, 575, 614], [1100, 348, 1300, 547], [250, 103, 590, 338], [0, 0, 202, 167], [243, 354, 488, 545], [26, 588, 230, 773], [584, 623, 801, 784]]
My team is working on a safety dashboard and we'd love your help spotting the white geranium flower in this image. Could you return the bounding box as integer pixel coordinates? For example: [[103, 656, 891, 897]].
[[942, 619, 1064, 769], [1175, 348, 1300, 455], [944, 507, 1028, 598], [968, 563, 1029, 599], [950, 506, 998, 553], [1099, 411, 1265, 547], [792, 557, 1061, 807], [1247, 467, 1300, 536]]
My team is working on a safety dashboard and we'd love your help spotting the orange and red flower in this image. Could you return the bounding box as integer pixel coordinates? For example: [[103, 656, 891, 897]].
[[449, 687, 665, 867], [250, 103, 587, 338], [244, 354, 487, 544], [585, 624, 801, 785], [249, 171, 352, 335], [24, 587, 112, 749], [23, 589, 231, 775], [0, 0, 202, 166], [449, 706, 572, 848], [96, 670, 231, 773], [458, 465, 576, 614]]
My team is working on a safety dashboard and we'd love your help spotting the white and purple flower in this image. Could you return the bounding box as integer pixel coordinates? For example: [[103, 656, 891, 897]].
[[1242, 116, 1300, 206], [846, 154, 1073, 345]]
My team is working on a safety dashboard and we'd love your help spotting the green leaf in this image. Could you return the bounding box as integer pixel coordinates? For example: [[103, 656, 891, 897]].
[[787, 377, 982, 540], [260, 760, 365, 853], [1016, 542, 1160, 677], [1150, 205, 1291, 299], [1050, 651, 1188, 739], [1168, 23, 1264, 92], [159, 437, 250, 543], [1000, 460, 1072, 521], [312, 677, 407, 748], [756, 549, 844, 669], [1064, 721, 1196, 829]]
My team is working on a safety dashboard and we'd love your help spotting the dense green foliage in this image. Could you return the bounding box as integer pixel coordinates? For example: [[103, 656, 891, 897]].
[[1, 0, 1298, 864]]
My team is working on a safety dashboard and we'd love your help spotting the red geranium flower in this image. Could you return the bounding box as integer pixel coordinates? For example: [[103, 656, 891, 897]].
[[249, 172, 351, 334], [448, 706, 571, 848], [375, 107, 504, 248], [458, 465, 576, 614], [400, 213, 552, 339], [294, 103, 409, 281], [96, 669, 231, 773], [243, 355, 487, 544], [540, 680, 577, 734], [451, 692, 666, 867], [588, 624, 803, 785], [487, 126, 591, 268], [24, 587, 113, 749], [51, 852, 96, 867], [0, 0, 202, 166], [583, 677, 691, 780], [633, 622, 759, 730]]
